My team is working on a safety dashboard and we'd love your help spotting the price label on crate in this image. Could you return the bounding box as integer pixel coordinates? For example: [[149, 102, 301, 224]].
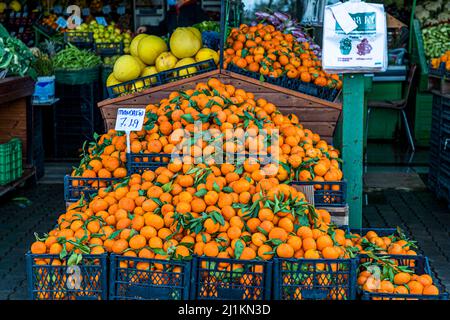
[[56, 17, 68, 29], [115, 109, 145, 132], [82, 8, 90, 16], [102, 5, 112, 14], [116, 108, 146, 154], [96, 17, 108, 26], [53, 5, 63, 14], [117, 6, 126, 15]]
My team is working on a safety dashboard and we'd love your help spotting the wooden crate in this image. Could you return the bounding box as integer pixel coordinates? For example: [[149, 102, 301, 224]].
[[98, 70, 342, 143]]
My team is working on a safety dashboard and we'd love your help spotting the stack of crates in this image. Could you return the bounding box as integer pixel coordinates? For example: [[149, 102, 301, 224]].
[[429, 92, 450, 203]]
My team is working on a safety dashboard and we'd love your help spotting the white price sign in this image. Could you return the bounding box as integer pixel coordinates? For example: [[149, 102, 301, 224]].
[[115, 108, 145, 132], [116, 108, 146, 153]]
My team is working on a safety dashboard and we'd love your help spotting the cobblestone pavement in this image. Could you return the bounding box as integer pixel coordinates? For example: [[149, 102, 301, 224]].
[[0, 183, 65, 300], [0, 184, 449, 299]]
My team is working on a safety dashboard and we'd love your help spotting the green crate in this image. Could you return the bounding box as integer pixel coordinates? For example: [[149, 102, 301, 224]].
[[414, 92, 433, 147], [0, 138, 23, 186], [411, 20, 429, 92]]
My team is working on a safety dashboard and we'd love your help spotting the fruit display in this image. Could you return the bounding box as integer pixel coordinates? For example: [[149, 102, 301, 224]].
[[357, 255, 442, 298], [39, 14, 67, 34], [430, 50, 450, 71], [26, 78, 447, 300], [254, 11, 322, 58], [107, 27, 220, 94], [73, 77, 343, 189], [29, 80, 350, 285], [67, 20, 132, 53], [223, 23, 342, 92]]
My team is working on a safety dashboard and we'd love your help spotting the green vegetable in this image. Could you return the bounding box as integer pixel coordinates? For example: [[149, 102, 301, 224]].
[[422, 24, 450, 59], [0, 23, 35, 77], [193, 21, 220, 33], [52, 44, 101, 71]]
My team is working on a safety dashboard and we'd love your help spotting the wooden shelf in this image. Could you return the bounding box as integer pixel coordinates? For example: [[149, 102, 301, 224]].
[[0, 166, 36, 198]]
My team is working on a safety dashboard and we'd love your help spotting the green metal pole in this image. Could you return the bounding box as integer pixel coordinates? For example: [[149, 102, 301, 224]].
[[342, 74, 364, 228], [408, 0, 417, 53]]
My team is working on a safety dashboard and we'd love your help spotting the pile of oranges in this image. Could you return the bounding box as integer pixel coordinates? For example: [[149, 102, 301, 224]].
[[430, 50, 450, 71], [71, 78, 344, 187], [33, 79, 350, 263], [357, 256, 441, 298], [223, 23, 342, 90], [349, 229, 418, 256], [30, 78, 442, 300]]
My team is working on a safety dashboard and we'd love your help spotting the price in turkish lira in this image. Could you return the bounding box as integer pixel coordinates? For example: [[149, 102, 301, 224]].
[[115, 108, 145, 132]]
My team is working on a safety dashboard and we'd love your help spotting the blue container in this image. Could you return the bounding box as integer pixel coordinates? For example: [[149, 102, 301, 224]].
[[127, 153, 171, 175], [64, 175, 121, 202], [273, 258, 358, 300], [359, 255, 448, 300], [126, 152, 272, 174], [191, 256, 272, 300], [226, 63, 340, 102], [109, 254, 191, 300], [26, 253, 108, 300], [290, 180, 347, 207], [33, 76, 55, 103]]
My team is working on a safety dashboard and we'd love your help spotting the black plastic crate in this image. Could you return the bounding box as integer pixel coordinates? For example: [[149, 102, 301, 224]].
[[226, 64, 340, 102], [94, 42, 124, 56], [290, 180, 347, 207], [107, 59, 217, 98], [273, 258, 358, 300], [64, 175, 121, 202], [64, 32, 93, 48], [359, 255, 448, 300], [191, 256, 272, 300], [109, 255, 191, 300], [26, 253, 108, 300]]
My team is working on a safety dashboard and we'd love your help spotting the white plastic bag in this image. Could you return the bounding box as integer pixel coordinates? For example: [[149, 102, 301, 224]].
[[322, 0, 388, 73]]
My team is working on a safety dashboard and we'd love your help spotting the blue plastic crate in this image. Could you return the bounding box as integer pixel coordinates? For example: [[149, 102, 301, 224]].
[[107, 59, 217, 98], [428, 63, 445, 77], [202, 31, 220, 51], [127, 152, 273, 175], [226, 63, 340, 102], [64, 175, 120, 202], [191, 256, 272, 300], [290, 180, 347, 207], [359, 255, 448, 300], [127, 153, 171, 174], [26, 253, 108, 300], [273, 258, 358, 300], [109, 254, 191, 300]]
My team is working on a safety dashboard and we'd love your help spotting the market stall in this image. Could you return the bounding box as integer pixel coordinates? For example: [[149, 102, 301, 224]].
[[0, 0, 447, 302]]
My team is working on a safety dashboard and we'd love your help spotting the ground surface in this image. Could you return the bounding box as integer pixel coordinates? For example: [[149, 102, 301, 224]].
[[0, 181, 449, 299]]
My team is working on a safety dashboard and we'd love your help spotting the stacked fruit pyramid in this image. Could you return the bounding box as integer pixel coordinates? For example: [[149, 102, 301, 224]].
[[28, 78, 445, 300]]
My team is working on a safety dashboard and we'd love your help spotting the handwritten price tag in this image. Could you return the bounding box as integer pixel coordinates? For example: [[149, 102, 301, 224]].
[[96, 16, 108, 26], [56, 17, 68, 29], [115, 108, 145, 132]]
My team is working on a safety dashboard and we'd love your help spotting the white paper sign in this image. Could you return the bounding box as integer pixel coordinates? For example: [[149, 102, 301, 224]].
[[322, 0, 388, 73], [115, 108, 145, 132]]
